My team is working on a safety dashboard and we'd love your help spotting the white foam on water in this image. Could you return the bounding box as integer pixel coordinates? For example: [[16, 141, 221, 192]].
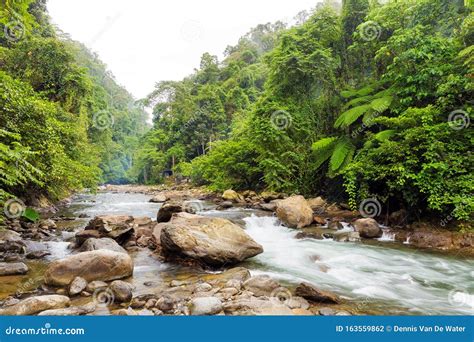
[[243, 214, 474, 315]]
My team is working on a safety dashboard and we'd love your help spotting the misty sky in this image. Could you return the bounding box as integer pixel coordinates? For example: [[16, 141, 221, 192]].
[[47, 0, 320, 99]]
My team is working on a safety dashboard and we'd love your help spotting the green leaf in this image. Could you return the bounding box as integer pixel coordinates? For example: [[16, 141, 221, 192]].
[[330, 138, 354, 172], [311, 137, 338, 169], [335, 104, 371, 128], [22, 208, 40, 222], [370, 96, 393, 113]]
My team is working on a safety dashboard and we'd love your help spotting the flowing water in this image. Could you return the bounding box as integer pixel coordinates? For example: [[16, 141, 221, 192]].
[[4, 191, 473, 315]]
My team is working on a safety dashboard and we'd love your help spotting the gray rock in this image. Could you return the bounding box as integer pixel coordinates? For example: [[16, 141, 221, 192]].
[[190, 297, 223, 315], [38, 302, 96, 316], [79, 238, 127, 254], [109, 280, 134, 302], [243, 275, 280, 297], [86, 280, 108, 292], [353, 218, 382, 238], [69, 276, 88, 296], [0, 295, 70, 315], [0, 262, 28, 276]]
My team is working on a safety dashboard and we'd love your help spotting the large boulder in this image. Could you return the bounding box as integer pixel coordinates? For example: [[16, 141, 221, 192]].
[[44, 250, 133, 286], [295, 282, 340, 304], [276, 195, 313, 229], [353, 218, 382, 238], [160, 213, 263, 266], [78, 238, 127, 254], [0, 295, 70, 315], [222, 190, 241, 202], [83, 215, 135, 243], [157, 202, 183, 223], [0, 262, 28, 276]]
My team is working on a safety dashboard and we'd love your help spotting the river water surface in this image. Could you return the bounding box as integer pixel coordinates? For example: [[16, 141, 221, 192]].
[[6, 191, 473, 315]]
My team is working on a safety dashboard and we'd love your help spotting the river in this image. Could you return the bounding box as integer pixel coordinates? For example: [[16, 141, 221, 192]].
[[5, 191, 473, 315]]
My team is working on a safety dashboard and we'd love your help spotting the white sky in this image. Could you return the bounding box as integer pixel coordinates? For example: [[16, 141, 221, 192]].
[[47, 0, 321, 99]]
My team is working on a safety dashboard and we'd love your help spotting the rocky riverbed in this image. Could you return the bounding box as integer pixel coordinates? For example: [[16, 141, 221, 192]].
[[0, 185, 472, 316]]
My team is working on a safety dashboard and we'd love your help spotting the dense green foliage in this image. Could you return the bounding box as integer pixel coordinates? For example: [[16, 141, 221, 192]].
[[0, 0, 147, 221], [138, 0, 472, 222]]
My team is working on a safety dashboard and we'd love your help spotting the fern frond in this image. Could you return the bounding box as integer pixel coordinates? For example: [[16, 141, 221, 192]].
[[335, 104, 371, 128], [370, 96, 393, 113], [329, 138, 354, 172], [311, 137, 338, 169], [373, 129, 396, 142]]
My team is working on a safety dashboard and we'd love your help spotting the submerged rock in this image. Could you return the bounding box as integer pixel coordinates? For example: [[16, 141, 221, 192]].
[[0, 295, 70, 316], [44, 250, 133, 286], [276, 195, 313, 229], [0, 262, 28, 276], [160, 213, 263, 266], [353, 218, 382, 238]]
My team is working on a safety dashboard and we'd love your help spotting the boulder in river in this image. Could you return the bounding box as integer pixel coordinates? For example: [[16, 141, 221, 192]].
[[190, 297, 223, 315], [109, 280, 134, 303], [157, 202, 183, 223], [295, 282, 340, 304], [160, 213, 263, 266], [0, 295, 70, 316], [84, 215, 135, 243], [0, 262, 28, 276], [44, 250, 133, 286], [69, 276, 88, 296], [276, 195, 313, 229], [79, 237, 127, 254], [222, 190, 242, 202], [149, 194, 168, 203], [353, 218, 382, 238]]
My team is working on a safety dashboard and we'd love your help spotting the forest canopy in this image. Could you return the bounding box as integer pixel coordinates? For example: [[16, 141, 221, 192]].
[[136, 0, 473, 222]]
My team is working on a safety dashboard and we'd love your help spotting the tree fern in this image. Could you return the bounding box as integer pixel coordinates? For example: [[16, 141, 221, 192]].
[[311, 137, 338, 168], [335, 104, 372, 128], [329, 138, 355, 172]]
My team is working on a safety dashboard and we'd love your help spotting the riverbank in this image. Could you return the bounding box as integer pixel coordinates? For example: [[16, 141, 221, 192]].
[[0, 185, 472, 316]]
